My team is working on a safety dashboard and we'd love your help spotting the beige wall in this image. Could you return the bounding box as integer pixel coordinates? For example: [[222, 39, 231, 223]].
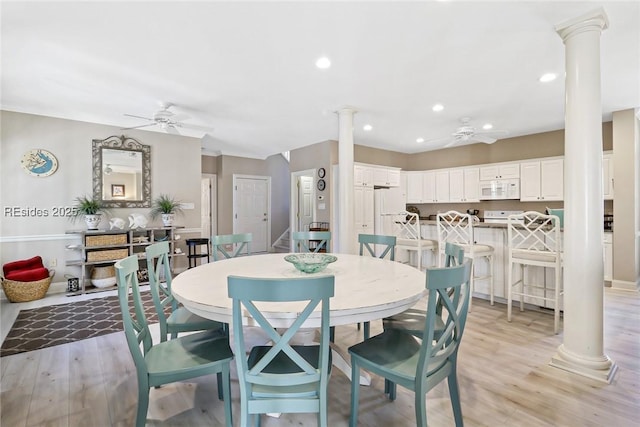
[[612, 109, 639, 290], [290, 140, 336, 224], [404, 124, 612, 171], [215, 154, 289, 244], [1, 110, 203, 278], [201, 155, 218, 174]]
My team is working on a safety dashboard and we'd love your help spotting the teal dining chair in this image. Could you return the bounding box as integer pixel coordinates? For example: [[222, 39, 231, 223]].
[[357, 233, 397, 339], [349, 258, 473, 427], [211, 232, 252, 260], [228, 274, 335, 427], [145, 241, 226, 342], [382, 242, 465, 338], [291, 231, 331, 253], [115, 255, 233, 427]]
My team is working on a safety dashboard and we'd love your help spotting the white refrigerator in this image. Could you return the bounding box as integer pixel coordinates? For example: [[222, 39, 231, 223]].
[[373, 188, 406, 258]]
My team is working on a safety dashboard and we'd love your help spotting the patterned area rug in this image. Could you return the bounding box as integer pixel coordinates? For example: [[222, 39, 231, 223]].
[[1, 292, 166, 357]]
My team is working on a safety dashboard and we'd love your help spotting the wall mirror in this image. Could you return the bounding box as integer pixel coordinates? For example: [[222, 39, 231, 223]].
[[92, 135, 151, 208]]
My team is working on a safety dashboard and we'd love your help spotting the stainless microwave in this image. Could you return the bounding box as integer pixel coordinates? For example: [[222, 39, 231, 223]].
[[479, 179, 520, 200]]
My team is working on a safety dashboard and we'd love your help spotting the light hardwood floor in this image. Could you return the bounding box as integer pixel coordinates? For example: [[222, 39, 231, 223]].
[[1, 289, 638, 426]]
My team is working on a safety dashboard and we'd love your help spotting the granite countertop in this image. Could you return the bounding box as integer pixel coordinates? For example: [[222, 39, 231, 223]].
[[419, 218, 509, 229], [418, 218, 612, 233]]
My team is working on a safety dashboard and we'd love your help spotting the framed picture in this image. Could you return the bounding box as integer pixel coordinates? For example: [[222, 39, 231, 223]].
[[111, 184, 125, 197]]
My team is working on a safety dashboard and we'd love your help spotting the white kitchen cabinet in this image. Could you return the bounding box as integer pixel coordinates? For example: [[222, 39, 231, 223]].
[[449, 167, 480, 203], [354, 165, 374, 187], [603, 153, 614, 200], [520, 158, 563, 201], [422, 171, 436, 203], [480, 163, 520, 180], [399, 171, 408, 203], [354, 185, 374, 236], [434, 170, 450, 203], [406, 171, 424, 203], [372, 167, 401, 187], [604, 232, 613, 281]]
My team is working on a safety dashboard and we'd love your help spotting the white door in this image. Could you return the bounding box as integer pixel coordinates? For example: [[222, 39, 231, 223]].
[[234, 175, 270, 253], [540, 159, 563, 201], [201, 174, 217, 239], [298, 176, 314, 231]]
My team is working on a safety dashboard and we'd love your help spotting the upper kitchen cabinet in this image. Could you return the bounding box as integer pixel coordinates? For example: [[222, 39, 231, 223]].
[[520, 158, 564, 201], [406, 171, 424, 203], [603, 152, 614, 200], [354, 164, 374, 187], [434, 170, 450, 203], [479, 163, 520, 180], [372, 166, 401, 187], [449, 167, 480, 203]]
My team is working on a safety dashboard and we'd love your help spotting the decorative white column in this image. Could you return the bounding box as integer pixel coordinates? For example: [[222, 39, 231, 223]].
[[336, 107, 356, 254], [550, 8, 617, 383]]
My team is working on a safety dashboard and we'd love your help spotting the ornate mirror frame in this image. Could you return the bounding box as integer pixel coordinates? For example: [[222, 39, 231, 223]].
[[92, 135, 151, 208]]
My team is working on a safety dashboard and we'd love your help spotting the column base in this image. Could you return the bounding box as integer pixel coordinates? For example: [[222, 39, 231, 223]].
[[549, 344, 618, 383], [611, 279, 639, 291]]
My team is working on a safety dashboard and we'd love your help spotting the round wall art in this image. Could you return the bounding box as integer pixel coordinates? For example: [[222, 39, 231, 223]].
[[21, 149, 59, 177]]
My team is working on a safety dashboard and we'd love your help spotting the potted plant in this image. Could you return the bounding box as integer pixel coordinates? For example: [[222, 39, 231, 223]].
[[150, 194, 183, 227], [71, 195, 108, 230]]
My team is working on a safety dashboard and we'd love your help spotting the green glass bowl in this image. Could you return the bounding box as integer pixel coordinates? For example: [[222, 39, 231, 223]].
[[284, 253, 337, 274]]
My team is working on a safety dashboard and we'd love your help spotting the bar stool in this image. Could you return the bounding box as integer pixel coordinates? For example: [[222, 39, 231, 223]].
[[437, 210, 494, 312], [186, 238, 210, 268]]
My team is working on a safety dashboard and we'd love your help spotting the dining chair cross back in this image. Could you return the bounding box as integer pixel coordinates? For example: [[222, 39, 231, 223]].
[[145, 241, 226, 340], [357, 233, 397, 339], [507, 211, 563, 334], [389, 211, 437, 271], [383, 242, 465, 339], [228, 275, 335, 427], [211, 233, 252, 261], [348, 258, 473, 427], [115, 255, 233, 427], [291, 231, 331, 253], [437, 210, 494, 310]]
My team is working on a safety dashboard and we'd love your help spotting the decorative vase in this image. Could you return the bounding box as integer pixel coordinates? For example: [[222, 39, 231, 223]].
[[84, 214, 101, 230], [161, 213, 175, 227]]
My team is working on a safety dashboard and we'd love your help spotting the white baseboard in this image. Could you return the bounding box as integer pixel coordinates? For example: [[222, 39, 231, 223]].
[[611, 279, 639, 291]]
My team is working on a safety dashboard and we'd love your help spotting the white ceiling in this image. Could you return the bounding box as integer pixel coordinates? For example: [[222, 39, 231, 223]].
[[2, 1, 638, 159]]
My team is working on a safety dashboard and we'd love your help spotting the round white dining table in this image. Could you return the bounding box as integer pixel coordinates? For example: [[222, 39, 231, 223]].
[[172, 252, 426, 329], [172, 252, 426, 385]]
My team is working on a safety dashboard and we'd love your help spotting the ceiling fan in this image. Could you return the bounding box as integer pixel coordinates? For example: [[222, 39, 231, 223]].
[[121, 102, 213, 135], [425, 117, 509, 148]]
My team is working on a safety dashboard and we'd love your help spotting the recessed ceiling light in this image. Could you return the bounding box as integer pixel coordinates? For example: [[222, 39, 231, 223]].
[[482, 123, 493, 130], [315, 56, 331, 69], [416, 137, 425, 143], [539, 73, 557, 83], [432, 104, 444, 112], [363, 124, 373, 131]]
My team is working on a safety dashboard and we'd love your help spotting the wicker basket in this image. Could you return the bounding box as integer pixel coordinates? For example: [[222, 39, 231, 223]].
[[87, 248, 129, 262], [85, 234, 128, 247], [90, 265, 117, 288], [1, 274, 53, 303]]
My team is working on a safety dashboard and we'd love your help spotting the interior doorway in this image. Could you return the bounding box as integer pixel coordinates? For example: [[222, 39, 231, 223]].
[[290, 169, 316, 251], [201, 174, 217, 239], [233, 175, 271, 253]]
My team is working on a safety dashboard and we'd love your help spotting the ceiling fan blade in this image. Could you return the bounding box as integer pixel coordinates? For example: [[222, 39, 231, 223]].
[[124, 113, 154, 121], [472, 134, 497, 144], [121, 122, 158, 130], [179, 123, 215, 132], [443, 139, 460, 148], [422, 136, 454, 146], [164, 125, 181, 135], [170, 113, 191, 122]]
